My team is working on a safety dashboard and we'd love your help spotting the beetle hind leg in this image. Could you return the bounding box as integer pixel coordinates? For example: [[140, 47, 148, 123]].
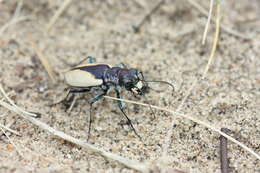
[[71, 56, 97, 67], [87, 91, 107, 141], [86, 56, 97, 63], [50, 88, 72, 106], [115, 88, 142, 141]]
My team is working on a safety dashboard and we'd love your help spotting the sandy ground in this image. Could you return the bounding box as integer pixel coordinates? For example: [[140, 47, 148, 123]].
[[0, 0, 259, 172]]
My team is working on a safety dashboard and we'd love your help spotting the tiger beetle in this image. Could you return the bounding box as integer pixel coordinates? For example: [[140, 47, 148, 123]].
[[61, 56, 174, 141]]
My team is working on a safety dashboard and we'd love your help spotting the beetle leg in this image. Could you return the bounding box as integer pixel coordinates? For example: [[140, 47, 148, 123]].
[[77, 56, 97, 65], [86, 56, 97, 63], [69, 88, 90, 93], [87, 90, 107, 141], [116, 62, 127, 68], [115, 88, 142, 140], [64, 56, 97, 67], [50, 88, 72, 106]]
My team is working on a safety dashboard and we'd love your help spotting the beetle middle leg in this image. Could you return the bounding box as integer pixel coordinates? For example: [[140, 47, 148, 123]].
[[115, 88, 142, 140], [87, 90, 107, 141]]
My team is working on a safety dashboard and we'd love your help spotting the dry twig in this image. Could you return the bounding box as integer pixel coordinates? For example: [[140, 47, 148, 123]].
[[46, 0, 72, 32], [0, 127, 24, 159], [220, 128, 230, 173], [30, 41, 57, 83], [133, 0, 165, 32], [0, 85, 148, 172], [0, 0, 30, 36], [0, 85, 38, 117], [0, 123, 21, 136], [188, 0, 252, 40], [104, 96, 260, 160]]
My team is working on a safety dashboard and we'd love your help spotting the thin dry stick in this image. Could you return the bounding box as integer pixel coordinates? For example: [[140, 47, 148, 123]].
[[202, 0, 214, 45], [46, 0, 72, 32], [0, 127, 25, 159], [0, 100, 148, 173], [0, 17, 30, 36], [0, 0, 30, 36], [30, 41, 57, 83], [133, 0, 165, 32], [220, 128, 230, 173], [160, 78, 198, 157], [13, 0, 23, 19], [0, 86, 259, 169], [0, 91, 15, 101], [0, 85, 38, 117], [0, 85, 148, 172], [104, 96, 260, 160], [0, 123, 21, 136], [132, 0, 146, 8], [188, 0, 252, 40], [0, 119, 16, 136]]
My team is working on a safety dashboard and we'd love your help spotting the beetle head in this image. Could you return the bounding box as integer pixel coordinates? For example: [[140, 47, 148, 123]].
[[120, 69, 149, 95]]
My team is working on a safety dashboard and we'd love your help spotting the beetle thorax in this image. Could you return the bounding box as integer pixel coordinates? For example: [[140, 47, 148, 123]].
[[103, 67, 120, 85]]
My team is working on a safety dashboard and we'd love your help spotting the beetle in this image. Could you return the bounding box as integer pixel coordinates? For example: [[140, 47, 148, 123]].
[[61, 56, 174, 140]]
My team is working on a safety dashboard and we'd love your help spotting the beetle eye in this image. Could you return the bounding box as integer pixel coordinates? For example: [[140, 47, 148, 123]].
[[125, 82, 132, 87]]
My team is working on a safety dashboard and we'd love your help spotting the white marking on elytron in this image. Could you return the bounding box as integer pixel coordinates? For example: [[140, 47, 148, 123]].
[[65, 69, 103, 87], [74, 63, 112, 68]]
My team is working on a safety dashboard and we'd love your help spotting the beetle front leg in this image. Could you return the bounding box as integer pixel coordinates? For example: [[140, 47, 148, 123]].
[[87, 90, 107, 141], [115, 88, 142, 140]]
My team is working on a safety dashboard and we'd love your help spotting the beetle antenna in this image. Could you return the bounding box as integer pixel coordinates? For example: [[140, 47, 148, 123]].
[[138, 71, 174, 91], [142, 80, 174, 91]]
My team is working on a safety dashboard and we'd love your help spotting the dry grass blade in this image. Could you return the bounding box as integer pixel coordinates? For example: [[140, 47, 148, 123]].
[[46, 0, 72, 32], [162, 0, 221, 156], [104, 96, 260, 161], [202, 0, 221, 78], [0, 0, 30, 36], [0, 17, 30, 36], [0, 119, 16, 136], [202, 0, 214, 44], [0, 127, 25, 159], [0, 123, 21, 136], [0, 85, 148, 172], [188, 0, 252, 40], [0, 100, 148, 172], [30, 41, 57, 84], [13, 0, 23, 19], [161, 77, 197, 156]]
